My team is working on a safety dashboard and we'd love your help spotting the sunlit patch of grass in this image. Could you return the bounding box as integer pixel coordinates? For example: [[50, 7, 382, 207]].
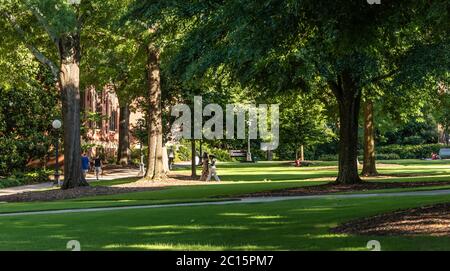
[[219, 212, 250, 216], [103, 243, 229, 251], [1, 194, 450, 250], [248, 215, 285, 220], [2, 160, 450, 216], [130, 224, 250, 231]]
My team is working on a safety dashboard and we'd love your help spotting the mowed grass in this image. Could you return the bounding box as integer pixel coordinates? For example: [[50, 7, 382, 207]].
[[1, 194, 450, 250], [1, 160, 450, 250], [0, 180, 325, 214], [174, 160, 450, 182], [2, 160, 450, 214]]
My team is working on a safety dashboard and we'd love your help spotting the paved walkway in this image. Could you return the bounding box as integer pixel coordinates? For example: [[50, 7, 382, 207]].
[[1, 189, 450, 217], [0, 168, 141, 197]]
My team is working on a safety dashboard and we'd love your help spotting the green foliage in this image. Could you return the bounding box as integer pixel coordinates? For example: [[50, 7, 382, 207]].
[[319, 145, 441, 161], [172, 140, 234, 162], [380, 115, 439, 145], [0, 168, 52, 188], [174, 144, 190, 162], [203, 146, 233, 162], [317, 154, 339, 161], [130, 146, 148, 166], [0, 81, 59, 176], [374, 153, 401, 160], [81, 0, 146, 105], [377, 144, 443, 159]]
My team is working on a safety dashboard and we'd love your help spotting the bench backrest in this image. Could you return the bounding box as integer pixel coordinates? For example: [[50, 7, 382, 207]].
[[230, 150, 247, 157], [439, 148, 450, 157]]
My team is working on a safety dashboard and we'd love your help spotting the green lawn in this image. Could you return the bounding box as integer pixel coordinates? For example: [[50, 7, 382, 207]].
[[2, 160, 450, 214], [0, 180, 325, 214], [1, 159, 450, 251], [1, 194, 450, 251]]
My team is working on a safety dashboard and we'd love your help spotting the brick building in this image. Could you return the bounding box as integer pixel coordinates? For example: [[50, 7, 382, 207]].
[[81, 85, 143, 160]]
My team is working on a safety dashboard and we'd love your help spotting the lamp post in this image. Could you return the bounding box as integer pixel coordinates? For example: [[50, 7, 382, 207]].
[[52, 119, 62, 186], [138, 122, 145, 176], [246, 119, 252, 162]]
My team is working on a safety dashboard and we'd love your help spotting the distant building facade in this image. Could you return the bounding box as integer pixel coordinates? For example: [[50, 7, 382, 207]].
[[81, 85, 143, 160]]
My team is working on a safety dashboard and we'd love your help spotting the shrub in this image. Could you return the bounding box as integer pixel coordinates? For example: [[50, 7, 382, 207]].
[[378, 144, 442, 159], [130, 147, 148, 165], [375, 153, 401, 160], [0, 86, 59, 177], [175, 144, 191, 162], [208, 148, 233, 162], [402, 136, 425, 145], [357, 153, 401, 161], [318, 154, 339, 161], [308, 144, 442, 161], [0, 169, 52, 189]]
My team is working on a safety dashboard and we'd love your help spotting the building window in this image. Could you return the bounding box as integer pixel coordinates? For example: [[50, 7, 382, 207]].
[[109, 110, 117, 131], [95, 103, 102, 129]]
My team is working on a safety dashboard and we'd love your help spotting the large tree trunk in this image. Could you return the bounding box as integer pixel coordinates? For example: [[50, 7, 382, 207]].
[[331, 72, 363, 184], [117, 103, 130, 166], [59, 33, 89, 189], [362, 100, 378, 176], [144, 44, 165, 180]]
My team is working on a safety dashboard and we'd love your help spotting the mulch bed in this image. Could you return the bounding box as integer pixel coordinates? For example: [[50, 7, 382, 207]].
[[0, 173, 229, 203], [331, 203, 450, 236], [236, 181, 450, 198], [0, 186, 163, 203]]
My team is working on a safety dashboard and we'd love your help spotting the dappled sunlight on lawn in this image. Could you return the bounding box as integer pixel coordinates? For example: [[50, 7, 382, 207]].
[[248, 215, 286, 220], [219, 212, 251, 216], [2, 193, 450, 250], [102, 243, 280, 251], [128, 224, 249, 231], [3, 160, 450, 250]]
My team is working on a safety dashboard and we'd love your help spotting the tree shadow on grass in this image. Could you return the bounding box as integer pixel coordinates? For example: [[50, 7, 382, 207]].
[[3, 196, 450, 251]]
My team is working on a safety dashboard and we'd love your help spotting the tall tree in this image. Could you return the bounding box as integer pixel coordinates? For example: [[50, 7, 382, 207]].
[[145, 42, 165, 179], [1, 0, 89, 188], [82, 0, 146, 166], [362, 100, 377, 176], [122, 4, 171, 180], [141, 0, 450, 184]]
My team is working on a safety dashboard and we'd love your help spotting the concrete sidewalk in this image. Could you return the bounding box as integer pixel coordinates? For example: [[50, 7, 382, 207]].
[[0, 168, 141, 197]]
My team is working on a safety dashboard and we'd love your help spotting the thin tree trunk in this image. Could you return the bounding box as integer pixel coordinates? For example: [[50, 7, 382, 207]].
[[144, 44, 165, 180], [330, 72, 363, 184], [191, 139, 197, 177], [59, 33, 88, 189], [362, 100, 378, 176], [118, 103, 130, 166]]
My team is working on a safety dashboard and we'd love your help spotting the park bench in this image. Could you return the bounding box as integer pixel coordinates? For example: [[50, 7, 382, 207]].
[[439, 148, 450, 159], [230, 150, 247, 158], [229, 150, 258, 162]]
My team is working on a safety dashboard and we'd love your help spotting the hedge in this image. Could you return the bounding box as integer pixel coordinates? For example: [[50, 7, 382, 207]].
[[377, 144, 442, 159], [317, 144, 443, 161], [0, 169, 52, 189]]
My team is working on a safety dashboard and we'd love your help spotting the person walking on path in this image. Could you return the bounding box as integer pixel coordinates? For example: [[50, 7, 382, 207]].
[[94, 155, 102, 180], [200, 152, 209, 181], [81, 153, 90, 179], [206, 155, 220, 182], [168, 148, 175, 170]]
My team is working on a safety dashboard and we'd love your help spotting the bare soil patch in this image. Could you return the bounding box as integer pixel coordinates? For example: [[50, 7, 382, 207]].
[[236, 181, 450, 198], [331, 203, 450, 236], [0, 173, 228, 203], [114, 174, 230, 188]]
